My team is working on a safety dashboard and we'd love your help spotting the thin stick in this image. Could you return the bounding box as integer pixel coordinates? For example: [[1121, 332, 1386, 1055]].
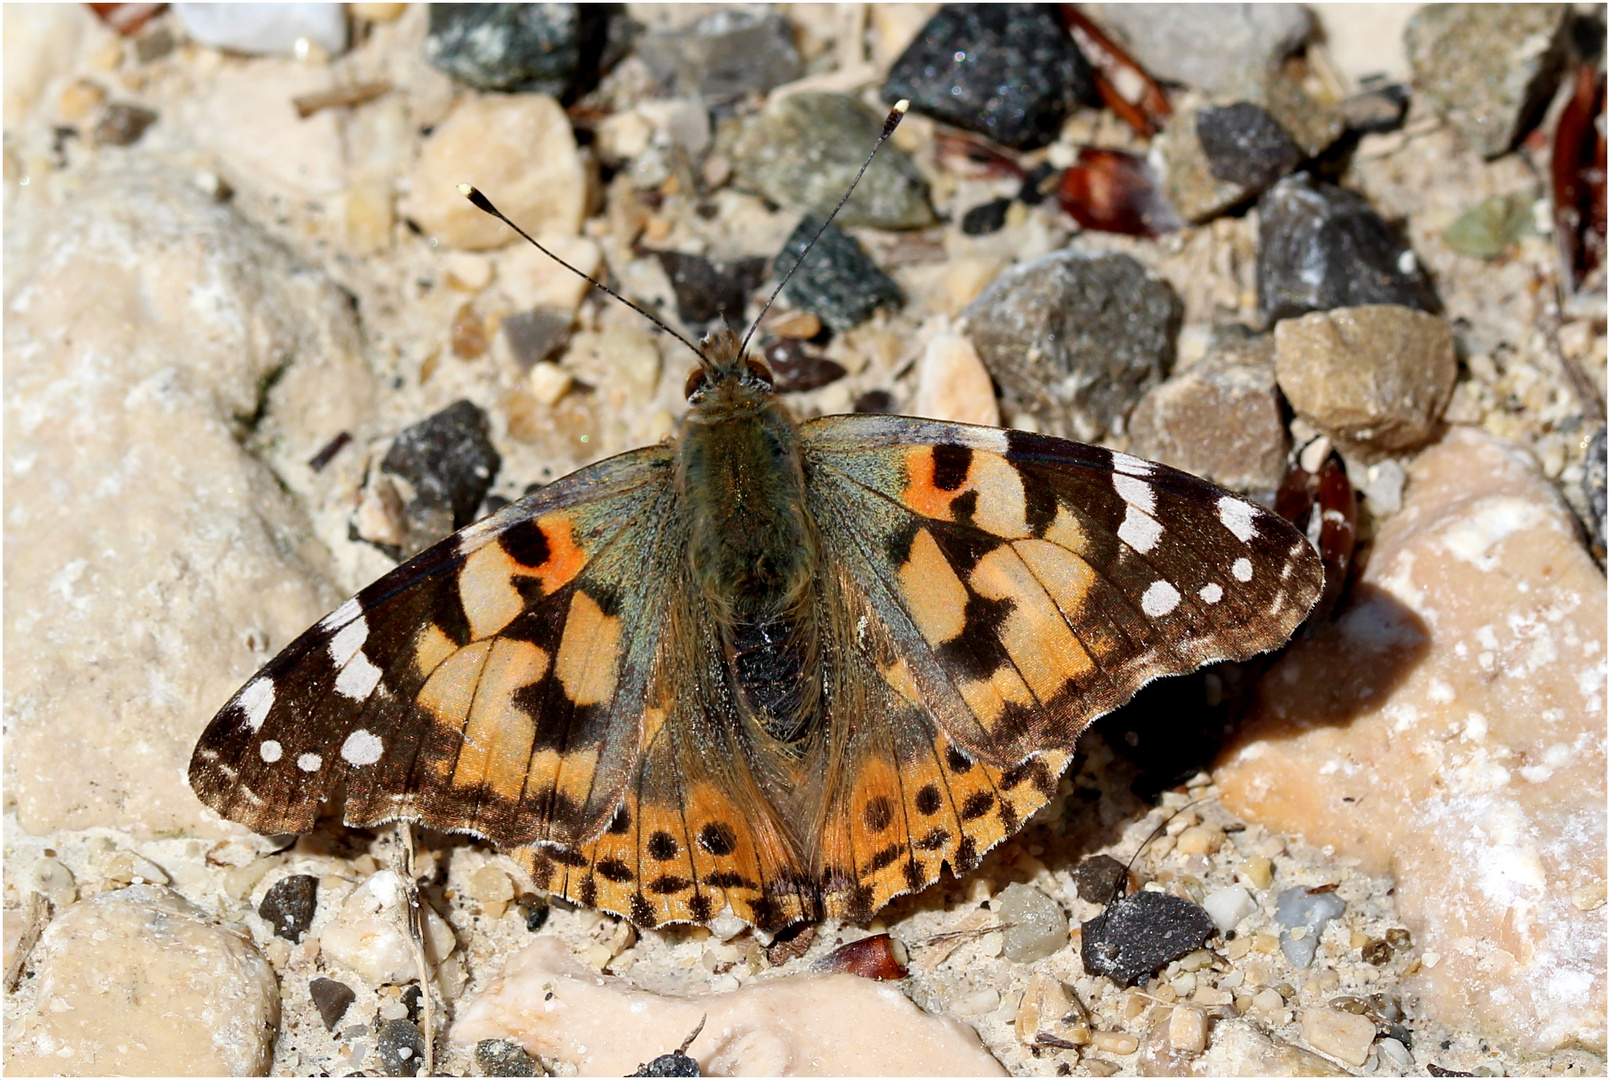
[[4, 892, 51, 993], [398, 823, 436, 1077], [738, 99, 910, 359], [458, 184, 713, 370]]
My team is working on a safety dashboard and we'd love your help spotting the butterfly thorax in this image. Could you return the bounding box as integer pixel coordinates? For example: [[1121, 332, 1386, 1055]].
[[676, 333, 822, 747]]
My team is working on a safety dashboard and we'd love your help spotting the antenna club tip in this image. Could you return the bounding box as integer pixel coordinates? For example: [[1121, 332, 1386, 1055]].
[[457, 182, 474, 196], [893, 99, 910, 114]]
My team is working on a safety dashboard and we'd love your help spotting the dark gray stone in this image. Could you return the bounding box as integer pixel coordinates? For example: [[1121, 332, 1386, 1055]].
[[1585, 425, 1606, 564], [1257, 174, 1440, 321], [652, 251, 768, 329], [729, 92, 934, 230], [476, 1037, 543, 1076], [635, 9, 801, 102], [502, 308, 572, 372], [95, 103, 158, 147], [774, 218, 903, 333], [258, 874, 317, 943], [380, 399, 501, 554], [961, 198, 1012, 236], [1197, 102, 1302, 189], [1068, 854, 1128, 904], [376, 1018, 426, 1077], [1339, 83, 1411, 135], [1128, 333, 1288, 495], [762, 339, 847, 393], [1081, 890, 1217, 988], [1405, 3, 1571, 159], [424, 4, 609, 97], [882, 3, 1094, 149], [964, 249, 1180, 441], [309, 977, 356, 1031]]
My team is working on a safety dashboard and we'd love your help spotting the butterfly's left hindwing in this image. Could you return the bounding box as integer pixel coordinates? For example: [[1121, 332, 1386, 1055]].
[[189, 445, 682, 851]]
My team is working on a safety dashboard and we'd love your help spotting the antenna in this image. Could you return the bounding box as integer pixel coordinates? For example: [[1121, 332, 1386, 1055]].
[[457, 184, 714, 369], [739, 98, 910, 359]]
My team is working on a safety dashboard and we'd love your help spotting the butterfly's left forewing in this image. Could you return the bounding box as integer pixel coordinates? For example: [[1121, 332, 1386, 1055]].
[[190, 445, 681, 851], [800, 414, 1322, 917]]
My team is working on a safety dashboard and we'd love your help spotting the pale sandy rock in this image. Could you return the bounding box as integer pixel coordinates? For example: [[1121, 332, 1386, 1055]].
[[4, 885, 278, 1076], [182, 59, 351, 198], [495, 234, 602, 313], [1299, 1006, 1376, 1067], [451, 935, 1007, 1076], [1306, 4, 1413, 85], [1217, 426, 1607, 1053], [2, 3, 100, 127], [4, 173, 371, 837], [1194, 1017, 1349, 1075], [318, 870, 457, 986], [911, 332, 999, 427], [407, 94, 586, 250]]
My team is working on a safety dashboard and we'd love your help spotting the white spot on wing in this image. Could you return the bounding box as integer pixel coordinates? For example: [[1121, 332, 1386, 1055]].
[[1112, 473, 1156, 513], [1111, 451, 1153, 477], [320, 597, 363, 632], [297, 753, 323, 773], [1118, 505, 1163, 553], [259, 739, 283, 763], [239, 677, 275, 732], [335, 649, 383, 700], [328, 614, 369, 666], [973, 427, 1010, 452], [1217, 496, 1259, 542], [1200, 582, 1224, 603], [1141, 580, 1181, 617], [342, 729, 384, 766], [1232, 557, 1254, 582]]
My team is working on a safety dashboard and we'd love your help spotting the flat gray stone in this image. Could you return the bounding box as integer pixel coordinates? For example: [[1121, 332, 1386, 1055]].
[[1086, 4, 1312, 96]]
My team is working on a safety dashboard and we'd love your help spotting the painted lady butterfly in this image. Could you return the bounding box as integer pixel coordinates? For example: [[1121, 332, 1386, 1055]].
[[190, 103, 1323, 933]]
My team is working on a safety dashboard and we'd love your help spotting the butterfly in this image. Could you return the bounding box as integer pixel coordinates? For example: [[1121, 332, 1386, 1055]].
[[189, 101, 1324, 934]]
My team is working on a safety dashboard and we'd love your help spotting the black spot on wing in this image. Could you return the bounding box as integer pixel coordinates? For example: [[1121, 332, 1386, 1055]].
[[931, 444, 973, 490], [648, 831, 679, 861], [915, 784, 942, 815], [699, 821, 737, 857], [863, 796, 894, 833], [500, 518, 551, 568]]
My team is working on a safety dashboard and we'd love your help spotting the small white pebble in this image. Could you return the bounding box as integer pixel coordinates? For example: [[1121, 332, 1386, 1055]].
[[953, 988, 1000, 1015], [1377, 1036, 1413, 1070], [1168, 1004, 1208, 1053], [1300, 1007, 1376, 1067], [1090, 1030, 1140, 1055], [528, 362, 573, 405]]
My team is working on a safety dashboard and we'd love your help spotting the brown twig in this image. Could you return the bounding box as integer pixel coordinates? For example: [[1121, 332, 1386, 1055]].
[[293, 81, 393, 119]]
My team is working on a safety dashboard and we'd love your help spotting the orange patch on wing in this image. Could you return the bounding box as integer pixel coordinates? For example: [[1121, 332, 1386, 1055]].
[[900, 446, 961, 520], [418, 640, 491, 729], [1015, 538, 1099, 623], [459, 542, 525, 640], [958, 664, 1034, 729], [451, 638, 549, 801], [532, 514, 587, 595], [899, 529, 967, 646], [970, 547, 1092, 700], [1040, 506, 1090, 554], [553, 591, 621, 706]]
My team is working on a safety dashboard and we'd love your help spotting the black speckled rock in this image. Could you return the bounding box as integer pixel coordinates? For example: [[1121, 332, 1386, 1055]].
[[961, 197, 1012, 236], [775, 218, 903, 333], [883, 3, 1095, 149], [309, 977, 356, 1031], [475, 1038, 542, 1076], [652, 251, 768, 329], [258, 874, 317, 943], [631, 1050, 701, 1077], [376, 1018, 425, 1077], [1584, 425, 1606, 564], [379, 399, 502, 556], [423, 4, 611, 97], [1081, 890, 1217, 988], [1257, 174, 1440, 321], [964, 249, 1180, 441], [635, 8, 801, 102], [1197, 102, 1302, 190]]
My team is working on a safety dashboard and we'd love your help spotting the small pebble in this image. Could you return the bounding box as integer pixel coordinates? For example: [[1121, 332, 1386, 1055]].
[[1175, 824, 1226, 856], [911, 333, 998, 427], [1300, 1006, 1376, 1067], [961, 198, 1012, 236], [1168, 1003, 1209, 1053], [1069, 854, 1128, 903], [882, 3, 1095, 149], [635, 8, 801, 102], [1377, 1036, 1414, 1070], [1201, 885, 1257, 933], [527, 362, 573, 406], [995, 882, 1070, 963], [375, 400, 501, 557], [1086, 3, 1312, 96], [475, 1037, 543, 1077], [653, 251, 767, 328], [258, 874, 318, 943], [94, 102, 157, 146], [775, 218, 903, 332], [1196, 102, 1302, 191], [1240, 855, 1274, 890], [1081, 890, 1217, 988], [30, 858, 77, 908], [763, 339, 846, 394], [1442, 192, 1535, 258], [173, 2, 348, 57], [451, 302, 488, 359], [953, 987, 1001, 1015], [503, 308, 573, 372], [1257, 174, 1440, 321], [1090, 1030, 1140, 1055], [309, 976, 356, 1031], [376, 1017, 425, 1077], [766, 311, 821, 340], [1273, 886, 1347, 968]]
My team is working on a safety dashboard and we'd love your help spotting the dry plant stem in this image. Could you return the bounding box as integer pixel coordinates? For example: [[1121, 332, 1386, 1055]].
[[4, 892, 52, 993], [292, 81, 393, 119], [1537, 276, 1606, 424], [398, 823, 436, 1076]]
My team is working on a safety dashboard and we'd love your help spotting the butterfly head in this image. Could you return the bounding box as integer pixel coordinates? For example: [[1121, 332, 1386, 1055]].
[[683, 326, 776, 412]]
